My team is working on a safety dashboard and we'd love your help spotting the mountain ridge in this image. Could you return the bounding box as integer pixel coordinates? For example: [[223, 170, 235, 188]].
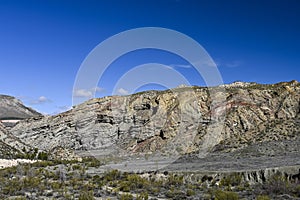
[[0, 95, 42, 120]]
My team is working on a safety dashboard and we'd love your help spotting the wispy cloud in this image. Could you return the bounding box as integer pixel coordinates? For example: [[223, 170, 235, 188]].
[[169, 64, 193, 69], [94, 86, 105, 92], [30, 96, 52, 105], [170, 60, 218, 69], [225, 60, 243, 68], [73, 89, 93, 98], [73, 87, 105, 98], [57, 105, 72, 111], [116, 88, 129, 95]]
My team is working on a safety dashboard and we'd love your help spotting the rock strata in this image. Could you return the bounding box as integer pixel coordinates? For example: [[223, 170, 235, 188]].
[[9, 81, 300, 163]]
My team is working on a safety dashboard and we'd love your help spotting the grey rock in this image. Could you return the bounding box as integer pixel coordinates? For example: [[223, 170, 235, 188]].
[[0, 120, 29, 158], [8, 81, 300, 164]]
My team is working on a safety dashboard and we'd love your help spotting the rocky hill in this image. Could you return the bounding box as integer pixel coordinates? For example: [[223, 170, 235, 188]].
[[9, 80, 300, 164], [0, 81, 299, 200]]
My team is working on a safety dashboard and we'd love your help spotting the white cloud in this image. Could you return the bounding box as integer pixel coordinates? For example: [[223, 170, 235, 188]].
[[73, 87, 105, 98], [30, 96, 51, 105], [73, 89, 93, 98], [38, 96, 48, 102], [94, 86, 105, 93], [117, 88, 129, 95]]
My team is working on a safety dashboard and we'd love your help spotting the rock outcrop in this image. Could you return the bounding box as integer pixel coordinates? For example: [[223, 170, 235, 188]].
[[9, 81, 300, 162]]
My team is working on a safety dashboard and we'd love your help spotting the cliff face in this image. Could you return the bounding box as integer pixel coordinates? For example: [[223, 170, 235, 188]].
[[11, 88, 205, 156], [9, 81, 300, 160], [212, 81, 300, 153]]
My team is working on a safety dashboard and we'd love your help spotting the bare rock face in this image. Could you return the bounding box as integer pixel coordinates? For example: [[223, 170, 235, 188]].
[[212, 80, 300, 153], [10, 81, 300, 160], [10, 88, 205, 157]]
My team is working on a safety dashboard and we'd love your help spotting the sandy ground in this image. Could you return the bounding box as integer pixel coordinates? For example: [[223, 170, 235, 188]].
[[0, 159, 37, 169]]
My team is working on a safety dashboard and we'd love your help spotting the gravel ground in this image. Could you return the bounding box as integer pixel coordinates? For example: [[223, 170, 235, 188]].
[[86, 137, 300, 174]]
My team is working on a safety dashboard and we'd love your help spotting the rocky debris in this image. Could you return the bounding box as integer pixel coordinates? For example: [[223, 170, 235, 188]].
[[49, 146, 82, 161], [9, 81, 300, 163]]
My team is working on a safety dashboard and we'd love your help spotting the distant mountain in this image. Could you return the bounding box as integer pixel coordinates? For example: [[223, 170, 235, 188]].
[[9, 80, 299, 164], [0, 95, 41, 120], [0, 95, 42, 128]]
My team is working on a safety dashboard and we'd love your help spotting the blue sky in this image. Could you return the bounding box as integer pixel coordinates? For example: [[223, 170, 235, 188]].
[[0, 0, 299, 114]]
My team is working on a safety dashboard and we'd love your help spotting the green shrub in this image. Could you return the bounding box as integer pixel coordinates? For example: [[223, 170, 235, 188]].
[[31, 160, 53, 167], [120, 193, 133, 200], [37, 152, 48, 160], [72, 164, 82, 170], [265, 171, 289, 194], [104, 169, 121, 182], [78, 190, 95, 200], [12, 197, 27, 200], [215, 190, 239, 200], [292, 184, 300, 197], [137, 191, 149, 200], [119, 181, 130, 192], [125, 174, 150, 190], [82, 157, 102, 167], [51, 181, 61, 190], [257, 195, 271, 200], [167, 174, 184, 187], [166, 186, 184, 199], [219, 173, 242, 187], [187, 189, 196, 196]]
